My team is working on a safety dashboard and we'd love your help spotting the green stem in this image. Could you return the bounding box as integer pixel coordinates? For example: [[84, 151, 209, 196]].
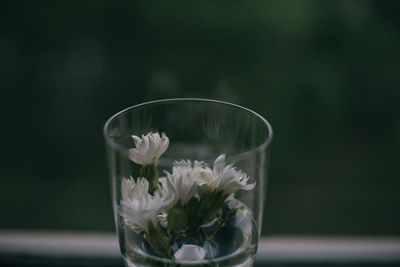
[[146, 221, 173, 258], [139, 164, 159, 194]]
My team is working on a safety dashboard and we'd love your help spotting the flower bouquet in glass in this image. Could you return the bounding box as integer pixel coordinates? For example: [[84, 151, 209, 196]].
[[104, 99, 272, 267]]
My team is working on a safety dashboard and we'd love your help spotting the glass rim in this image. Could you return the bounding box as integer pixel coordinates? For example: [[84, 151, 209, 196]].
[[103, 98, 273, 157]]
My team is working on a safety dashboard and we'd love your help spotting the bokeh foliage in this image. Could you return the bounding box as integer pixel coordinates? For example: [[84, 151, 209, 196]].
[[0, 0, 399, 235]]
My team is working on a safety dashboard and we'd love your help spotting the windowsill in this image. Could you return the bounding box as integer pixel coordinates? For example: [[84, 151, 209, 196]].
[[1, 231, 400, 266]]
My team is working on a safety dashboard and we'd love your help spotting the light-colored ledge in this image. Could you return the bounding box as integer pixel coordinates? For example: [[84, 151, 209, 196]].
[[1, 231, 400, 263]]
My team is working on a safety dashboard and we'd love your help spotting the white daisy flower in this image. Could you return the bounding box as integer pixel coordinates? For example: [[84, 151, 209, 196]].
[[129, 132, 169, 166], [166, 155, 254, 200], [164, 160, 200, 205], [198, 154, 255, 195], [118, 177, 174, 233]]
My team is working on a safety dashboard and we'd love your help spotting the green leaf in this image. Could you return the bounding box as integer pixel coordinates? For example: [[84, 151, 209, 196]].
[[167, 206, 188, 236], [146, 221, 173, 258]]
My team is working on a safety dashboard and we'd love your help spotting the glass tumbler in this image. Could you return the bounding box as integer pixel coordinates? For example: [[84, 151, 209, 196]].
[[104, 98, 272, 266]]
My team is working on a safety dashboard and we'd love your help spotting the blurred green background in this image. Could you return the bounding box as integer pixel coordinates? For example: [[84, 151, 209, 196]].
[[1, 0, 399, 236]]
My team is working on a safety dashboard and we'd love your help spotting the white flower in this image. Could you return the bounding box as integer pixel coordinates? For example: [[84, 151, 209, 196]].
[[174, 245, 206, 261], [165, 155, 254, 199], [129, 132, 169, 166], [164, 160, 200, 205], [198, 154, 255, 195], [118, 177, 174, 233]]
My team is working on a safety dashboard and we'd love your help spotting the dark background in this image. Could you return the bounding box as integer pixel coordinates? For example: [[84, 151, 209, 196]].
[[1, 0, 399, 235]]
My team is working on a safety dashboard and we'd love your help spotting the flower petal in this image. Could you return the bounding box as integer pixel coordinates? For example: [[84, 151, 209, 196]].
[[131, 135, 142, 147], [213, 154, 226, 175]]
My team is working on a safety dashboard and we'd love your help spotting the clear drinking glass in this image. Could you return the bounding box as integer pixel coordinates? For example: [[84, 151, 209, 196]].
[[104, 98, 272, 267]]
